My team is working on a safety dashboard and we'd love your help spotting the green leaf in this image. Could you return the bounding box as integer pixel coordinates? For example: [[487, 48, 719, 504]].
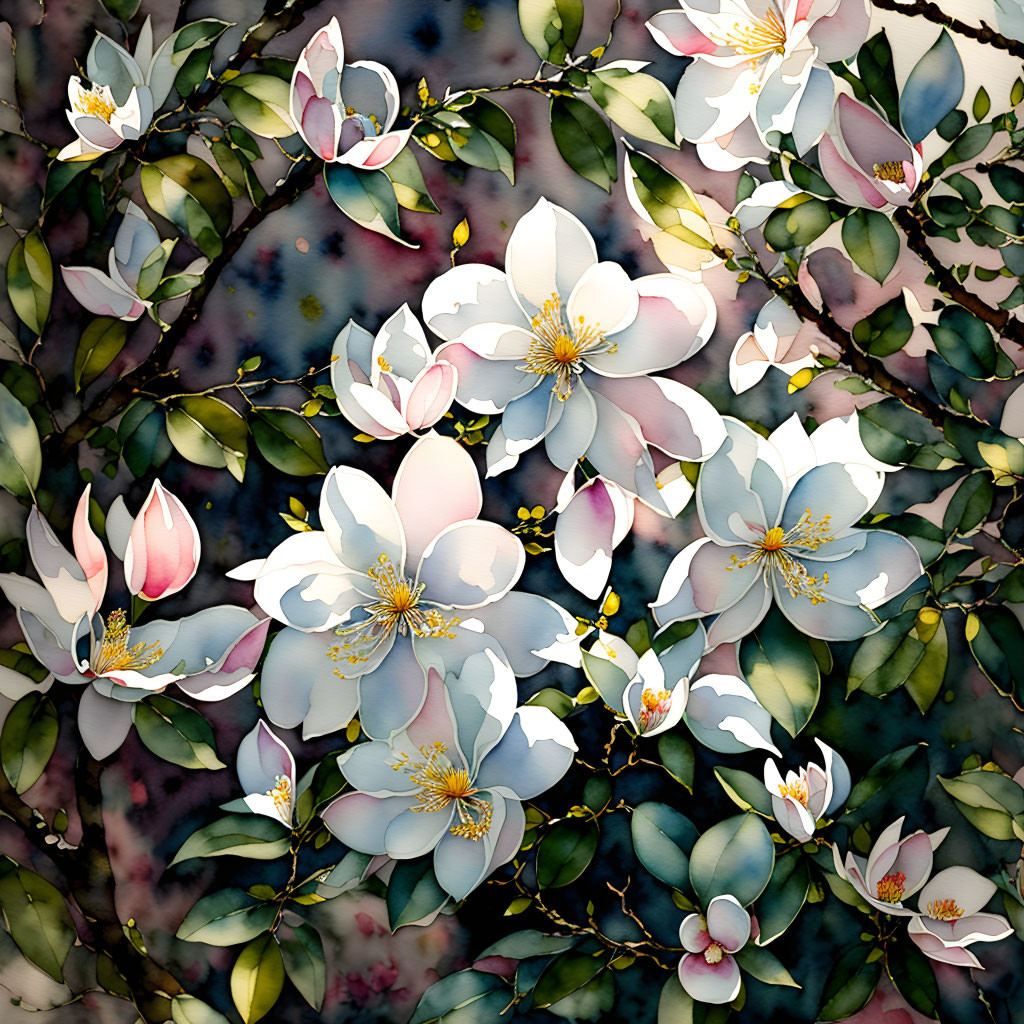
[[845, 743, 925, 817], [141, 155, 232, 259], [278, 921, 326, 1011], [735, 945, 800, 987], [623, 148, 710, 234], [689, 813, 774, 908], [763, 197, 831, 250], [848, 607, 926, 697], [101, 0, 141, 20], [118, 398, 172, 477], [165, 395, 248, 481], [817, 944, 882, 1021], [0, 865, 75, 982], [942, 472, 994, 535], [386, 857, 449, 929], [630, 801, 697, 890], [231, 933, 284, 1024], [739, 606, 820, 737], [518, 0, 583, 64], [929, 306, 1007, 380], [251, 407, 329, 476], [0, 380, 42, 499], [657, 973, 731, 1024], [7, 228, 52, 335], [170, 814, 291, 865], [972, 86, 991, 121], [223, 74, 295, 138], [409, 970, 508, 1024], [147, 19, 231, 108], [587, 66, 676, 147], [900, 29, 964, 145], [132, 695, 226, 770], [657, 732, 694, 792], [536, 819, 598, 888], [885, 938, 939, 1019], [74, 317, 127, 392], [991, 164, 1024, 203], [532, 950, 609, 1008], [0, 693, 57, 794], [435, 96, 517, 184], [905, 611, 947, 713], [842, 209, 899, 283], [714, 766, 773, 816], [324, 164, 415, 247], [966, 606, 1024, 699], [384, 146, 441, 214], [176, 888, 277, 946], [549, 96, 617, 192], [852, 295, 913, 357], [754, 849, 810, 946], [479, 931, 576, 959], [857, 32, 899, 125], [171, 994, 232, 1024], [937, 767, 1024, 841]]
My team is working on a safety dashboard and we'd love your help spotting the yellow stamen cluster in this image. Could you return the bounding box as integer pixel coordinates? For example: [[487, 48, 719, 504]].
[[777, 777, 809, 807], [520, 292, 617, 401], [638, 688, 672, 733], [704, 941, 726, 965], [377, 355, 391, 372], [392, 741, 492, 840], [713, 8, 787, 60], [873, 161, 907, 184], [927, 898, 964, 921], [327, 554, 458, 666], [266, 775, 292, 820], [73, 84, 117, 122], [876, 871, 906, 905], [727, 509, 834, 604], [92, 610, 163, 675]]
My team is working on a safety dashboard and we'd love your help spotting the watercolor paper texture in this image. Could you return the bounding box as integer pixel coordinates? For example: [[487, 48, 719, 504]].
[[0, 0, 1022, 1021]]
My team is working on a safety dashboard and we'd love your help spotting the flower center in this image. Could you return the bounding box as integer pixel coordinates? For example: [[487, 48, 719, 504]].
[[726, 509, 834, 604], [876, 871, 906, 905], [777, 777, 809, 807], [638, 688, 672, 733], [926, 898, 964, 921], [521, 292, 617, 402], [266, 774, 292, 819], [704, 941, 726, 965], [713, 8, 787, 60], [873, 161, 906, 185], [74, 84, 117, 123], [91, 610, 163, 676], [327, 554, 459, 665], [393, 741, 493, 840]]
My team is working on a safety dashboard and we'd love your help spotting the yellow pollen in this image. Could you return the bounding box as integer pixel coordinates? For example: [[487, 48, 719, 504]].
[[712, 8, 787, 59], [91, 610, 163, 675], [377, 355, 391, 372], [873, 161, 906, 184], [638, 688, 672, 732], [778, 777, 809, 806], [393, 741, 492, 840], [704, 941, 726, 965], [266, 775, 292, 819], [876, 872, 906, 905], [927, 898, 964, 921], [327, 554, 458, 666], [73, 84, 117, 122], [520, 292, 617, 402], [726, 509, 834, 604]]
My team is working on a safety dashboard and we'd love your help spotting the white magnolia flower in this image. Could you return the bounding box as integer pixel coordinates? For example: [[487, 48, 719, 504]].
[[647, 0, 870, 168], [0, 483, 268, 759], [229, 433, 581, 741], [763, 738, 850, 841], [330, 304, 457, 440], [290, 17, 409, 169], [323, 645, 575, 900], [907, 867, 1013, 968], [421, 198, 725, 513], [833, 817, 949, 916], [651, 415, 923, 646], [238, 721, 297, 826], [729, 296, 819, 394]]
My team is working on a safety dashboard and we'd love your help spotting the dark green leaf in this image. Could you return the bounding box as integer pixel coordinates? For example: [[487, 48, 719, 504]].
[[324, 164, 415, 246], [518, 0, 583, 64], [74, 317, 127, 392], [714, 766, 773, 816], [176, 888, 277, 946], [7, 228, 53, 335], [550, 96, 617, 192], [852, 294, 913, 357], [763, 198, 831, 250], [279, 921, 326, 1011], [690, 813, 774, 908], [754, 849, 810, 946], [817, 944, 883, 1021], [251, 407, 329, 476], [536, 819, 598, 888], [140, 155, 232, 259], [170, 814, 291, 865], [630, 802, 697, 889], [0, 865, 75, 982], [842, 209, 899, 283], [132, 695, 226, 770], [0, 693, 57, 794], [165, 394, 248, 481], [386, 857, 449, 929]]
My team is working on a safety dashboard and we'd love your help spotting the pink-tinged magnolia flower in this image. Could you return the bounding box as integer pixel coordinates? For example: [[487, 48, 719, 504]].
[[290, 18, 409, 169], [229, 432, 582, 742], [238, 721, 297, 826], [763, 738, 850, 842], [647, 0, 869, 168], [124, 479, 200, 601], [833, 817, 949, 915], [59, 74, 151, 162], [818, 95, 923, 210], [729, 296, 823, 394], [907, 867, 1013, 968], [0, 485, 268, 759], [323, 647, 575, 901], [678, 895, 751, 1004], [331, 304, 457, 440], [422, 198, 724, 514]]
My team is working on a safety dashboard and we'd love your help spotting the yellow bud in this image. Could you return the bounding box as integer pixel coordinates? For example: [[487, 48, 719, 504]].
[[353, 433, 377, 443], [452, 217, 470, 248], [302, 398, 323, 417], [965, 612, 980, 642], [576, 685, 600, 705], [787, 367, 815, 393], [426, 133, 441, 147], [505, 896, 533, 916], [601, 590, 620, 617], [288, 497, 307, 519], [345, 718, 361, 743], [530, 505, 545, 519], [516, 507, 531, 520], [917, 607, 941, 626]]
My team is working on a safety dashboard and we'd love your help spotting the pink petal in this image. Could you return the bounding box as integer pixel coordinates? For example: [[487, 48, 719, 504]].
[[680, 913, 712, 953], [301, 97, 339, 160], [646, 10, 717, 56], [555, 478, 632, 600], [818, 133, 888, 210], [678, 952, 742, 1004], [405, 363, 457, 431], [124, 479, 200, 601], [72, 484, 108, 614], [340, 129, 411, 170]]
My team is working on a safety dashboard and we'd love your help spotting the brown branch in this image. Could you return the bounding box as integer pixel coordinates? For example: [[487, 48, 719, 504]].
[[0, 754, 183, 1023], [894, 207, 1024, 347], [870, 0, 1024, 59]]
